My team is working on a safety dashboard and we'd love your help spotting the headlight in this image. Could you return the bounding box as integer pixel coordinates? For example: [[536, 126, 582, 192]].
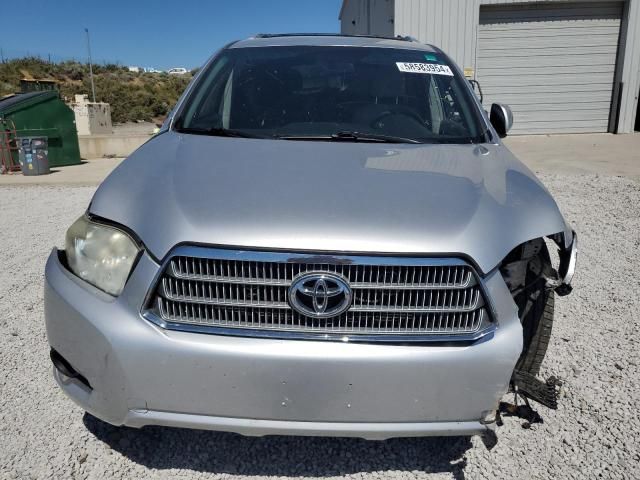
[[65, 216, 140, 296]]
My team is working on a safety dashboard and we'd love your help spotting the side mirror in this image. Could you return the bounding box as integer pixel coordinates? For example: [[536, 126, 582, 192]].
[[490, 103, 513, 138]]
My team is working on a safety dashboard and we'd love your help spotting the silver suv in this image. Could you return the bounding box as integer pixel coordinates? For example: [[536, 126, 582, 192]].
[[45, 34, 576, 441]]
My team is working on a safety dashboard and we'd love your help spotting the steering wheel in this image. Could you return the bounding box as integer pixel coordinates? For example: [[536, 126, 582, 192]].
[[370, 109, 429, 130]]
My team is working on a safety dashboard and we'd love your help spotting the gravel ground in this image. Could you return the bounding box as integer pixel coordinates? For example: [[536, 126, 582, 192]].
[[1, 173, 639, 479]]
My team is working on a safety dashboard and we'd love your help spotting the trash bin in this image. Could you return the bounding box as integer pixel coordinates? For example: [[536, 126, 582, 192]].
[[18, 137, 50, 175]]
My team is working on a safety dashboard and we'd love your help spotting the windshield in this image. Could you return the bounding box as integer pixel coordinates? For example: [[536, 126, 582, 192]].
[[176, 46, 488, 144]]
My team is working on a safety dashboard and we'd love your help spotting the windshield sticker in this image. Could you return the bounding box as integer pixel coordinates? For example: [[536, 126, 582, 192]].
[[396, 62, 453, 76], [424, 54, 439, 62]]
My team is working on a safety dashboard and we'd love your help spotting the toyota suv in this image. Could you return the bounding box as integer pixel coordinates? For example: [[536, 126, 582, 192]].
[[45, 34, 577, 442]]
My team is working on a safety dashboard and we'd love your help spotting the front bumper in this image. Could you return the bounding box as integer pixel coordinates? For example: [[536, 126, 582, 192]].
[[45, 249, 522, 440]]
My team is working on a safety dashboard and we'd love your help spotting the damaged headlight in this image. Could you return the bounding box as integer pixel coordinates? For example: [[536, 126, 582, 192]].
[[65, 216, 140, 296], [500, 233, 577, 297]]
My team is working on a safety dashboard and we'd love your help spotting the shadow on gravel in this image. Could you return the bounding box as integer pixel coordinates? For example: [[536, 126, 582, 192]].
[[83, 413, 472, 478]]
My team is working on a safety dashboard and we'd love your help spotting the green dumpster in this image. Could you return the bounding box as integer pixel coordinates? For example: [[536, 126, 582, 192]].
[[0, 91, 81, 168]]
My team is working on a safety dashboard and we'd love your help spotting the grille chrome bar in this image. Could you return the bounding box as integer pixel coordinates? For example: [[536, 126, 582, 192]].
[[169, 261, 292, 285], [168, 256, 475, 289], [145, 247, 493, 341], [156, 298, 486, 334], [349, 282, 472, 290]]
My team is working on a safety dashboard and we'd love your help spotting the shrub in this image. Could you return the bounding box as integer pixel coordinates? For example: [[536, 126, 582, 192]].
[[0, 57, 192, 123]]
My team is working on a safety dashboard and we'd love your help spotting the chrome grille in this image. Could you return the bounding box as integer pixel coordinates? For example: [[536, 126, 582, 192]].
[[147, 248, 492, 339]]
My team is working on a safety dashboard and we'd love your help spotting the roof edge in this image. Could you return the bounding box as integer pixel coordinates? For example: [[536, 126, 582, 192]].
[[339, 0, 348, 20]]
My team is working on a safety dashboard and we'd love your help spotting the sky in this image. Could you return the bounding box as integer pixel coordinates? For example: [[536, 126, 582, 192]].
[[1, 0, 343, 70]]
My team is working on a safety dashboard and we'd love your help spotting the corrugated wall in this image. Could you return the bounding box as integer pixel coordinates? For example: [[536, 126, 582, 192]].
[[340, 0, 394, 37], [616, 0, 640, 133], [389, 0, 640, 133], [477, 2, 624, 134], [340, 0, 369, 35], [393, 0, 480, 73]]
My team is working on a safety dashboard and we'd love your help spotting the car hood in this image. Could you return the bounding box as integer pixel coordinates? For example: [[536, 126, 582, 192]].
[[89, 132, 571, 273]]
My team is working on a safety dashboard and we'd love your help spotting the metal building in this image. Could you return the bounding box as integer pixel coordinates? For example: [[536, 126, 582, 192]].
[[340, 0, 640, 134]]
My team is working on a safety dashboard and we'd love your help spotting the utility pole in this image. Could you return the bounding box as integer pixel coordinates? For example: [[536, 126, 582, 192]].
[[0, 47, 4, 63], [84, 28, 96, 102]]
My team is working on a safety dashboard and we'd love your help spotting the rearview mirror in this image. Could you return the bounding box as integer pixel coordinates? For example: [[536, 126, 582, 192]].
[[490, 103, 513, 138]]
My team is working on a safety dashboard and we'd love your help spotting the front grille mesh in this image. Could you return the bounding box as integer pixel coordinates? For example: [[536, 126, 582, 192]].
[[148, 253, 490, 337]]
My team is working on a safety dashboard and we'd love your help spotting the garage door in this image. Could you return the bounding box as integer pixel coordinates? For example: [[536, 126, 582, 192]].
[[477, 2, 623, 134]]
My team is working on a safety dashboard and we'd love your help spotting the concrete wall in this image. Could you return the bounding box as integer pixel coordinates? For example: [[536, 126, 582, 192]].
[[78, 134, 150, 159], [341, 0, 640, 133], [87, 103, 112, 135], [72, 95, 113, 135]]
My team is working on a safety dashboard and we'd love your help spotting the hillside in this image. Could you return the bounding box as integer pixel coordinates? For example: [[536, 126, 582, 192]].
[[0, 58, 194, 123]]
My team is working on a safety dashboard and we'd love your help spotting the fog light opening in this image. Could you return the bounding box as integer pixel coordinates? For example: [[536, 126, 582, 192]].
[[50, 349, 92, 390]]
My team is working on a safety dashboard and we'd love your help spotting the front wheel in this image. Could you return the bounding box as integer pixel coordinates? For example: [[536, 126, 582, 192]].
[[515, 281, 554, 376]]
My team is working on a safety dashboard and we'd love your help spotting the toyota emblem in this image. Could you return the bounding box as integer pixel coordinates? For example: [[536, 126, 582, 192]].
[[288, 273, 352, 318]]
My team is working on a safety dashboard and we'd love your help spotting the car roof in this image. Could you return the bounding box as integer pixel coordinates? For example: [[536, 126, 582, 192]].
[[230, 34, 438, 52]]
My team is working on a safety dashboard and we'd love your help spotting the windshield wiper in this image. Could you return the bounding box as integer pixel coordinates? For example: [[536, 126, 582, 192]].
[[175, 126, 264, 138], [332, 131, 422, 144], [274, 131, 422, 144]]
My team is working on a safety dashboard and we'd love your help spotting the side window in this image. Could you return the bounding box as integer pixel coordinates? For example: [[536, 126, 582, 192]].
[[221, 70, 234, 128], [182, 56, 230, 128], [195, 68, 230, 126], [432, 75, 477, 137]]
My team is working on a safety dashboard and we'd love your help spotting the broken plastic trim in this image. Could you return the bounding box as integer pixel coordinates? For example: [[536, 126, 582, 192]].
[[543, 230, 577, 296], [500, 231, 576, 297], [511, 370, 561, 410], [50, 349, 92, 390], [555, 231, 577, 296]]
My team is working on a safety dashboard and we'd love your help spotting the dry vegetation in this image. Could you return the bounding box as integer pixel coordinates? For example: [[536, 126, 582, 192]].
[[0, 58, 195, 123]]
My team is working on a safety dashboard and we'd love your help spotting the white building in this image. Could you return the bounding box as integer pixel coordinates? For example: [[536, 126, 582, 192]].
[[71, 94, 113, 136], [340, 0, 640, 134]]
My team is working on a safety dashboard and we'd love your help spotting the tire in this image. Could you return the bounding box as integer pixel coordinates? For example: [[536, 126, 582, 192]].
[[515, 283, 554, 376]]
